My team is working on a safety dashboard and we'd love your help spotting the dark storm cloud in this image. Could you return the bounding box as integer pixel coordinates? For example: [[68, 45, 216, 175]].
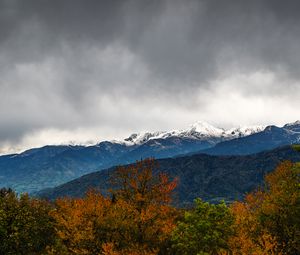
[[1, 0, 300, 152], [1, 0, 299, 79], [2, 0, 300, 82]]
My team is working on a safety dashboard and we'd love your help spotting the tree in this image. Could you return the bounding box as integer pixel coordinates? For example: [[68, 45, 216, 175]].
[[50, 190, 110, 254], [229, 161, 300, 255], [260, 161, 300, 254], [0, 189, 56, 255], [51, 159, 178, 255], [171, 198, 234, 255], [110, 158, 177, 208], [108, 158, 178, 254], [229, 192, 280, 255]]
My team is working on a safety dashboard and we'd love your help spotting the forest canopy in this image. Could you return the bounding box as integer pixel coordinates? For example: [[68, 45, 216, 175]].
[[0, 158, 299, 255]]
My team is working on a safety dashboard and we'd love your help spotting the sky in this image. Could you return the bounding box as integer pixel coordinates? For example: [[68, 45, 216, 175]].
[[1, 0, 300, 154]]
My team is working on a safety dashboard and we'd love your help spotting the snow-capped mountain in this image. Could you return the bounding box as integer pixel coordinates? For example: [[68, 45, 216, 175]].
[[1, 120, 299, 195], [202, 120, 300, 155], [119, 121, 266, 146]]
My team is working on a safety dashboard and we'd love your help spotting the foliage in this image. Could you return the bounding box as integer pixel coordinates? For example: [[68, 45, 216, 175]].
[[50, 159, 178, 255], [0, 188, 56, 255], [171, 198, 234, 255], [110, 159, 179, 253], [110, 158, 177, 207], [50, 191, 110, 254], [229, 161, 300, 254]]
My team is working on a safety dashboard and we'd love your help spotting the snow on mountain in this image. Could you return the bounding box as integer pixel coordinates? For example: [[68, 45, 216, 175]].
[[225, 125, 266, 138], [283, 120, 300, 133], [118, 121, 267, 146], [284, 120, 300, 127], [122, 131, 165, 146], [182, 121, 225, 137], [117, 120, 299, 149]]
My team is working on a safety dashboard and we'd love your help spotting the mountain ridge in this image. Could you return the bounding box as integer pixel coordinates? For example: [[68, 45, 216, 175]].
[[1, 121, 299, 194], [115, 121, 266, 146], [200, 121, 300, 156]]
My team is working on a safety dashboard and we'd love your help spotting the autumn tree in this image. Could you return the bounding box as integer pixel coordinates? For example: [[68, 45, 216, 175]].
[[229, 191, 279, 255], [171, 198, 234, 255], [51, 158, 178, 255], [108, 158, 178, 254], [110, 158, 177, 207], [229, 161, 300, 255], [50, 190, 112, 254]]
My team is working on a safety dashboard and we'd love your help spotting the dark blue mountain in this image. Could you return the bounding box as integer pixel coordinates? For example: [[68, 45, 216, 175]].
[[0, 135, 226, 193], [0, 135, 225, 194], [0, 143, 129, 193]]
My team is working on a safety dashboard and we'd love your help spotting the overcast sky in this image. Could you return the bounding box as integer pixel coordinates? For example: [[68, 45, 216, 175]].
[[1, 0, 300, 154]]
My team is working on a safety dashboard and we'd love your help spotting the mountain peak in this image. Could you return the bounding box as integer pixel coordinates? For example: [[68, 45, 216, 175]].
[[225, 125, 266, 137], [119, 121, 268, 146], [189, 121, 225, 136], [283, 120, 300, 133], [122, 131, 165, 145], [284, 120, 300, 127]]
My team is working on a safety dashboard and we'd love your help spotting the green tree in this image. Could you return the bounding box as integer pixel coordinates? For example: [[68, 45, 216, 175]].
[[171, 198, 234, 255], [0, 188, 56, 255]]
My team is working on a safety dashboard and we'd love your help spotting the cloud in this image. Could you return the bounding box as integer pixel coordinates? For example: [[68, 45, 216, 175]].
[[0, 0, 300, 153]]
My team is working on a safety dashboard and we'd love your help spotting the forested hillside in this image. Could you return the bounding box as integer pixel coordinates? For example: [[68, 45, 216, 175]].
[[38, 145, 300, 205]]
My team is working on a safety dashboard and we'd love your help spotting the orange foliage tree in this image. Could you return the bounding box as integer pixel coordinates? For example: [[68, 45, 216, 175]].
[[229, 161, 300, 255], [108, 158, 178, 254], [50, 191, 111, 254], [50, 158, 178, 255]]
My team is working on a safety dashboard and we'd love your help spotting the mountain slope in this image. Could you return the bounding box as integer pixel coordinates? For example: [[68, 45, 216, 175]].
[[38, 146, 300, 206], [0, 143, 130, 193], [0, 121, 265, 194], [200, 121, 300, 155]]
